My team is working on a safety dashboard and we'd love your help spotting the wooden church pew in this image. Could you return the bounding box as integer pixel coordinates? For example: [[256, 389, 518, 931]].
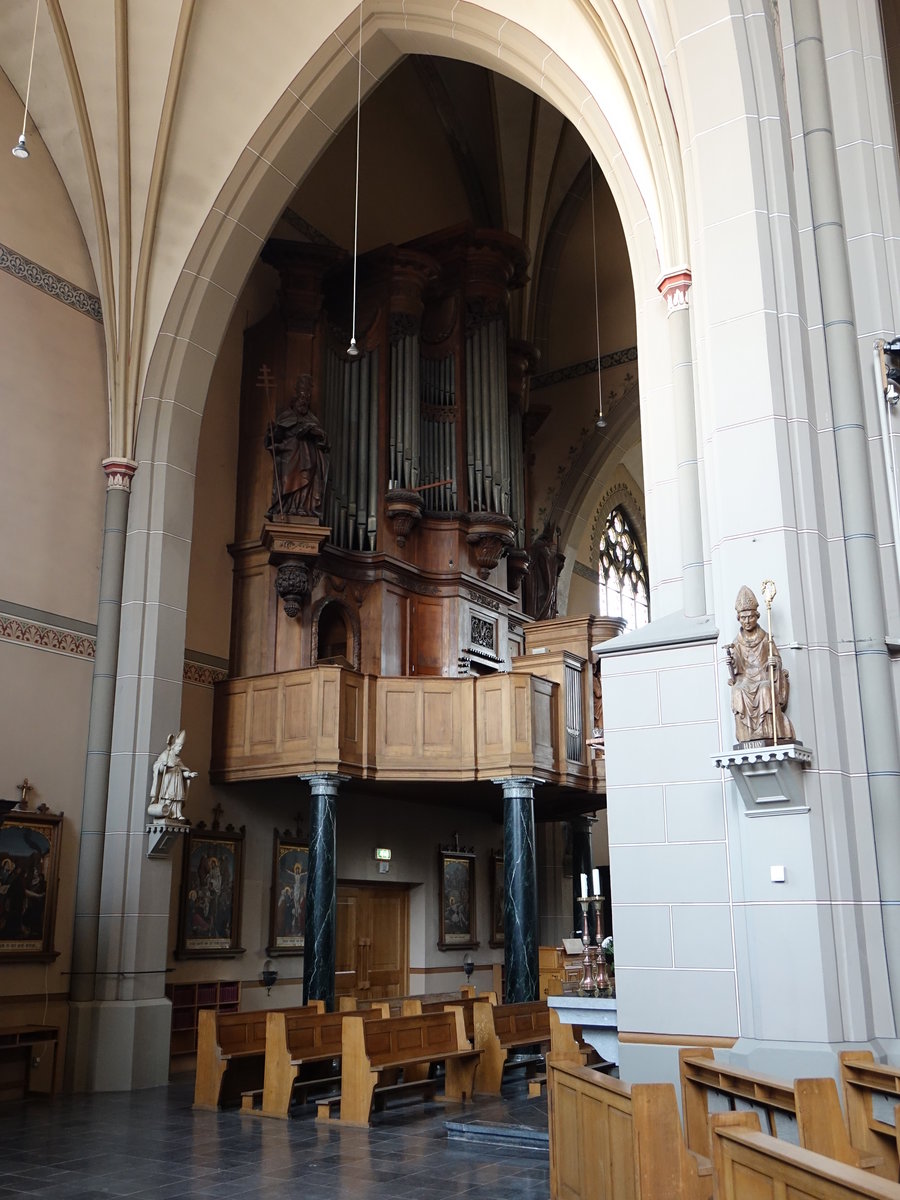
[[548, 1059, 711, 1200], [338, 1008, 480, 1126], [710, 1111, 900, 1200], [192, 1000, 324, 1110], [472, 998, 551, 1095], [247, 1003, 390, 1119], [680, 1047, 880, 1171], [840, 1051, 900, 1180]]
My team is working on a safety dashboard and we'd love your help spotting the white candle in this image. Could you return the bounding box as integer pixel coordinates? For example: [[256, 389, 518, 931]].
[[592, 868, 601, 897], [580, 873, 588, 898]]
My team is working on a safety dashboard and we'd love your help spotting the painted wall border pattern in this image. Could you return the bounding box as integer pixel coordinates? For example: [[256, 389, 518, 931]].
[[0, 607, 228, 685], [530, 345, 637, 391], [0, 613, 96, 660], [0, 242, 103, 322], [183, 660, 229, 688]]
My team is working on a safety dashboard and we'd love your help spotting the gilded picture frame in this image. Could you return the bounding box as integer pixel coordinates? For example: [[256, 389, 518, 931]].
[[438, 845, 478, 951], [176, 824, 246, 959], [0, 807, 62, 963], [267, 829, 309, 956]]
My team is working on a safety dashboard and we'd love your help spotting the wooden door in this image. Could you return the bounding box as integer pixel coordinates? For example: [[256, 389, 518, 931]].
[[335, 884, 409, 1003]]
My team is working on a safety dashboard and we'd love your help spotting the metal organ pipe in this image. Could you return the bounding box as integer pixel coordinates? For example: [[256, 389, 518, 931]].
[[389, 340, 399, 486], [356, 350, 369, 550], [368, 349, 379, 550]]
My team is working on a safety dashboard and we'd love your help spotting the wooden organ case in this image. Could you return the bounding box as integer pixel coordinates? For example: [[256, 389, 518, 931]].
[[228, 225, 537, 683]]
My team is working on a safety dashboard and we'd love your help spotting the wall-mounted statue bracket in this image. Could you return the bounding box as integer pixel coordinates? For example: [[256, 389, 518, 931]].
[[713, 743, 813, 816], [146, 820, 189, 859], [262, 521, 330, 618]]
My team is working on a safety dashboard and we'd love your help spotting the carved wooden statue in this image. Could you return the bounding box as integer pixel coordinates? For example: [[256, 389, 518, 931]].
[[724, 585, 795, 746], [265, 374, 330, 520], [524, 527, 565, 620]]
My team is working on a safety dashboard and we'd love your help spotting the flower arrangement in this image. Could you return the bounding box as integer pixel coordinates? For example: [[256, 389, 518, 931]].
[[601, 935, 614, 967]]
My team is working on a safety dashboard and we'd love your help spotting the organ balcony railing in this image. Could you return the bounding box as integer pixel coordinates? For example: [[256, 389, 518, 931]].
[[209, 651, 602, 792]]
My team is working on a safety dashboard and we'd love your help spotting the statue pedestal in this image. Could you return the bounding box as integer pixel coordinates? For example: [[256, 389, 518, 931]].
[[145, 818, 189, 859], [261, 520, 330, 618], [713, 743, 813, 815]]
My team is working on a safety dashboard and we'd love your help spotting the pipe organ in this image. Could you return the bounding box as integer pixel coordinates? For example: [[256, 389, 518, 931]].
[[228, 225, 539, 682]]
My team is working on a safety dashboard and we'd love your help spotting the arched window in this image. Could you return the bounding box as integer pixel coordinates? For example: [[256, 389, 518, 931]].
[[597, 506, 649, 631]]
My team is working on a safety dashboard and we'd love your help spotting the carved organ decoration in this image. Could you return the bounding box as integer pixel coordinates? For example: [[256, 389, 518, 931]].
[[229, 226, 536, 682]]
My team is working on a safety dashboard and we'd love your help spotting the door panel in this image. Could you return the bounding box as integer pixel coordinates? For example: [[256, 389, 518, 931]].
[[335, 884, 409, 1003], [335, 890, 360, 1001]]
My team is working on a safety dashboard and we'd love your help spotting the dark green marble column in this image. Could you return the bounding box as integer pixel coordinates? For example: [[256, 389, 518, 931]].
[[301, 773, 345, 1011], [495, 776, 541, 1003], [570, 816, 594, 938]]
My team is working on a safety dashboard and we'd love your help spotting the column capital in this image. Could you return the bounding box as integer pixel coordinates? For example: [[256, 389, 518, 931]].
[[299, 772, 349, 797], [656, 268, 692, 316], [102, 457, 137, 492], [492, 775, 545, 800]]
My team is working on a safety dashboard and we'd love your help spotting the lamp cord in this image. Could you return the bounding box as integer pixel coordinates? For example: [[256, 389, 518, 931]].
[[21, 0, 40, 142], [348, 2, 363, 354], [589, 155, 604, 425]]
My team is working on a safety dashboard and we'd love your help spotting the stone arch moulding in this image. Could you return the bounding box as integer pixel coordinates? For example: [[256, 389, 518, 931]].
[[138, 0, 690, 476], [125, 0, 698, 756], [311, 596, 362, 672]]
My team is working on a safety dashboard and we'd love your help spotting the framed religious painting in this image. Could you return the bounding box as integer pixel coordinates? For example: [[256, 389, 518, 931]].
[[267, 829, 308, 956], [489, 850, 504, 948], [176, 823, 245, 959], [437, 844, 478, 951], [0, 807, 62, 962]]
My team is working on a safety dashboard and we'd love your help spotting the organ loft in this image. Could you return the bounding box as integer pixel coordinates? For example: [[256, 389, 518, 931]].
[[212, 224, 620, 1007]]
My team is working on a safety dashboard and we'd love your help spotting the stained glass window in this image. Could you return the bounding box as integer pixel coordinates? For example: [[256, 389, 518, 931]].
[[597, 506, 649, 630]]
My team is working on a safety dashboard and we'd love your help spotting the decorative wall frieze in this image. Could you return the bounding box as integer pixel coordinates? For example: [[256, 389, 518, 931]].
[[0, 605, 229, 687], [572, 560, 597, 582], [183, 660, 229, 688], [0, 613, 96, 660], [280, 208, 338, 247], [530, 345, 637, 391], [0, 242, 103, 322]]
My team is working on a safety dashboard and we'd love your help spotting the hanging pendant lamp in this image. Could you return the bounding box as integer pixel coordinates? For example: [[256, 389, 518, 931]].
[[12, 0, 40, 159]]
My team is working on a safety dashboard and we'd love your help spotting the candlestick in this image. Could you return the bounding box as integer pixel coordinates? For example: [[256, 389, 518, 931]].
[[593, 901, 611, 995], [577, 898, 595, 995]]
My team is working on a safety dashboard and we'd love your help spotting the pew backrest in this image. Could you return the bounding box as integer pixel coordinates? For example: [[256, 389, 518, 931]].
[[711, 1111, 900, 1200], [681, 1047, 873, 1172], [348, 1007, 471, 1068]]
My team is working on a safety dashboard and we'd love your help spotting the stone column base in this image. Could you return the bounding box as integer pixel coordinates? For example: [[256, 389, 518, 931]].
[[65, 998, 172, 1092]]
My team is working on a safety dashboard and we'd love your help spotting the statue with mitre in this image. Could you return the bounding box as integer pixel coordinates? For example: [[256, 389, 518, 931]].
[[148, 730, 197, 822], [724, 584, 795, 747]]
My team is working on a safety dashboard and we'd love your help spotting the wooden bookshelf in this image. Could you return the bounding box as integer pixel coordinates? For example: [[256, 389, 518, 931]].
[[165, 980, 241, 1058]]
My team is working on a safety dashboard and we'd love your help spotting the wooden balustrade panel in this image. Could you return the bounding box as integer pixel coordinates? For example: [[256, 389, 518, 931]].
[[374, 678, 475, 778], [282, 675, 314, 747], [212, 665, 582, 786]]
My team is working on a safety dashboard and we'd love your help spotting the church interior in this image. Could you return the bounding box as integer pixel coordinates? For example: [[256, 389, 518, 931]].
[[3, 1, 900, 1195]]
